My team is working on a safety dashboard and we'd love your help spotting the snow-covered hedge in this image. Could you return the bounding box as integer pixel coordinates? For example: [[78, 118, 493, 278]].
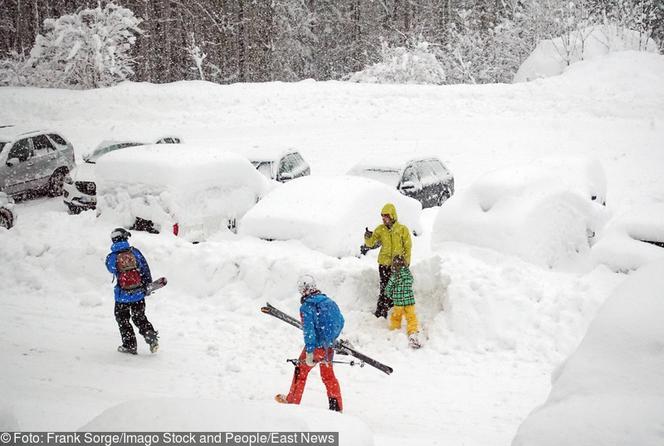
[[514, 24, 659, 82], [347, 41, 446, 85], [512, 260, 664, 446]]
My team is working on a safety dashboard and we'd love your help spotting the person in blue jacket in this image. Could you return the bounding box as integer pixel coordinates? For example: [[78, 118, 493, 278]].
[[275, 274, 345, 412], [105, 228, 158, 354]]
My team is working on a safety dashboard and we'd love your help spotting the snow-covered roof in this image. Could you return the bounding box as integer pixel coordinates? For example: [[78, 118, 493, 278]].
[[240, 175, 422, 257]]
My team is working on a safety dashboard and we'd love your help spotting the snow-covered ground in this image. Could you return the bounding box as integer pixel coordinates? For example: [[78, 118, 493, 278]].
[[1, 51, 663, 445]]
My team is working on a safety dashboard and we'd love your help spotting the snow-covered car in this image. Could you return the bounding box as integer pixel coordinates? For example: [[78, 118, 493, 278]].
[[63, 136, 182, 213], [230, 145, 310, 182], [431, 157, 609, 268], [239, 175, 423, 258], [591, 203, 664, 272], [0, 191, 15, 229], [0, 125, 75, 198], [96, 144, 270, 242], [347, 156, 454, 208]]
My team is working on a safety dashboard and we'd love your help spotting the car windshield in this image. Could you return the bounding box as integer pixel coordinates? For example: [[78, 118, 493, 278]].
[[84, 142, 140, 163], [251, 160, 275, 179], [350, 167, 401, 187]]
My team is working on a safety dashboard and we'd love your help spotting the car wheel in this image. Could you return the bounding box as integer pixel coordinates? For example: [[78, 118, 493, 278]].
[[0, 208, 13, 229], [67, 204, 83, 215], [47, 169, 67, 197]]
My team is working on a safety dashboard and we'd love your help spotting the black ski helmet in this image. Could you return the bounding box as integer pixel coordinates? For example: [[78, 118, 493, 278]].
[[111, 227, 131, 243]]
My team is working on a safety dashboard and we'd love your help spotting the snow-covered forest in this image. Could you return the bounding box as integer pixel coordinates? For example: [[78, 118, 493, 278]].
[[1, 0, 663, 87]]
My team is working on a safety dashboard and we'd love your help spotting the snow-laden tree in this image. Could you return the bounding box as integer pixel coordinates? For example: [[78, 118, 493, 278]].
[[347, 39, 446, 85], [25, 2, 142, 89]]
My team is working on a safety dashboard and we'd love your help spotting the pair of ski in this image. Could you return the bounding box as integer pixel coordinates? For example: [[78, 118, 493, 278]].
[[261, 303, 393, 375]]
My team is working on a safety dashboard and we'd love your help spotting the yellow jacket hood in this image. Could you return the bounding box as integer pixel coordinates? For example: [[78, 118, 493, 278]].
[[381, 203, 398, 222]]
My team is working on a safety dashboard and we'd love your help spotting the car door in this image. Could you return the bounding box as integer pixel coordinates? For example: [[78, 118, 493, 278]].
[[30, 134, 60, 187], [398, 165, 424, 204], [1, 138, 35, 194]]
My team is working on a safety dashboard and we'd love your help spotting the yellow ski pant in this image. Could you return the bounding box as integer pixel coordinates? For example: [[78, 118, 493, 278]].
[[389, 305, 418, 335]]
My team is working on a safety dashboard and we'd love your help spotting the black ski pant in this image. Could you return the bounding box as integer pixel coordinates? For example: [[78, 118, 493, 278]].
[[375, 265, 393, 318], [114, 300, 156, 349]]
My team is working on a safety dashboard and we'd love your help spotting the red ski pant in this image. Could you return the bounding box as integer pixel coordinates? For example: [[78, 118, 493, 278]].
[[286, 347, 343, 410]]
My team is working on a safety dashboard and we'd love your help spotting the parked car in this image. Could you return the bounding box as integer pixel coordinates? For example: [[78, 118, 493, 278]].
[[591, 203, 664, 272], [232, 146, 310, 182], [0, 126, 75, 198], [0, 191, 15, 229], [239, 175, 423, 258], [63, 136, 182, 213], [347, 156, 454, 208], [431, 157, 609, 268], [96, 144, 270, 242]]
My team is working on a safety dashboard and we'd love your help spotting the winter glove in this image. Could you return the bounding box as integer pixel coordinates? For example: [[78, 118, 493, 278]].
[[305, 352, 315, 367], [364, 227, 373, 239], [360, 245, 370, 255]]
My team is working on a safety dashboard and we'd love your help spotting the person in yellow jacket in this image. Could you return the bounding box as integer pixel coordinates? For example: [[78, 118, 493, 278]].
[[363, 203, 412, 318]]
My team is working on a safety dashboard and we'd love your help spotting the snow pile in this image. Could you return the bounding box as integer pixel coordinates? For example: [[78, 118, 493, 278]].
[[514, 25, 659, 82], [591, 203, 664, 272], [512, 260, 664, 446], [239, 176, 422, 258], [78, 398, 373, 445], [96, 144, 270, 239], [431, 157, 609, 268]]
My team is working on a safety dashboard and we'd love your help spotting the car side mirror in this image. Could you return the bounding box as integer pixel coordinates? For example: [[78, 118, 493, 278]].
[[400, 181, 417, 192], [6, 158, 19, 167]]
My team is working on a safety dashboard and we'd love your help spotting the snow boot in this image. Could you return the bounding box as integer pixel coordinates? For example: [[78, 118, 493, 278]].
[[275, 394, 289, 404], [328, 397, 342, 413], [408, 334, 422, 349], [118, 345, 137, 355], [145, 331, 159, 354]]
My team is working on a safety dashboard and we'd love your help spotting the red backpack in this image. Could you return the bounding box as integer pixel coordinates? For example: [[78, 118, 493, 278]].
[[116, 249, 142, 291]]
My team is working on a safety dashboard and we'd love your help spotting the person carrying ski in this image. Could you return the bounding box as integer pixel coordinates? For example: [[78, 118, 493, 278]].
[[276, 274, 345, 412], [105, 228, 159, 355], [386, 255, 421, 349], [363, 203, 412, 318]]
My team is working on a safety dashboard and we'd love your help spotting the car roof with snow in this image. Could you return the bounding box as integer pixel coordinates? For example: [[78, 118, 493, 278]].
[[348, 154, 444, 172], [227, 144, 303, 162], [239, 175, 422, 258], [0, 125, 64, 142]]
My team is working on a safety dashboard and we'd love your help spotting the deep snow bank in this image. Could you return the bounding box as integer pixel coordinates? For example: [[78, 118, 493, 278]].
[[512, 260, 664, 446], [514, 25, 659, 82], [79, 398, 373, 445]]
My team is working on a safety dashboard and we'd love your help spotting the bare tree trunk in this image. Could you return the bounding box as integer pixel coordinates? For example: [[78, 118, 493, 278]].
[[237, 0, 245, 82]]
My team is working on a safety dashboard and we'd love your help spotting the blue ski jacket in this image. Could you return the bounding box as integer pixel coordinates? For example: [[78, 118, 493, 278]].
[[300, 293, 345, 353], [105, 240, 152, 303]]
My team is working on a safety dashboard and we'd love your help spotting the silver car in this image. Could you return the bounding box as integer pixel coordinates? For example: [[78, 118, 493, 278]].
[[0, 126, 75, 198]]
